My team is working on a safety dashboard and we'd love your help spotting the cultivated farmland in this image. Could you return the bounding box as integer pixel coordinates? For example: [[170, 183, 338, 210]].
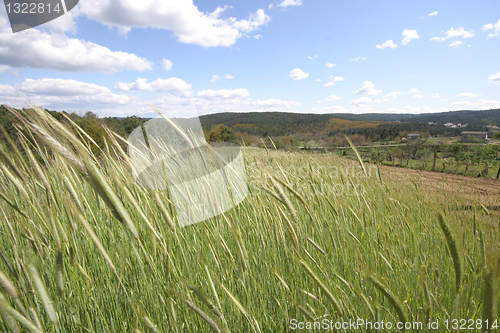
[[0, 107, 498, 332]]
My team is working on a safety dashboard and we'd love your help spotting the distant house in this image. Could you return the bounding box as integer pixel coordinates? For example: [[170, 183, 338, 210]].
[[461, 131, 488, 143], [407, 133, 420, 143]]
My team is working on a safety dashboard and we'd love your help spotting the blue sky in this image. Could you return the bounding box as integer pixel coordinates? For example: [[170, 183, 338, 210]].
[[0, 0, 499, 118]]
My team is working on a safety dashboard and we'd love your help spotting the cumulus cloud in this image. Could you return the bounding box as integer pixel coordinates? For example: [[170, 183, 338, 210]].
[[349, 97, 372, 106], [457, 92, 479, 97], [196, 88, 249, 99], [223, 74, 234, 79], [278, 0, 303, 8], [374, 99, 389, 103], [376, 40, 397, 49], [483, 23, 493, 31], [1, 78, 130, 110], [251, 98, 300, 107], [386, 105, 449, 114], [452, 99, 500, 108], [427, 11, 438, 17], [0, 65, 12, 74], [323, 106, 347, 112], [325, 94, 341, 101], [408, 88, 420, 93], [401, 29, 419, 45], [413, 94, 423, 98], [483, 19, 500, 37], [431, 93, 440, 98], [449, 40, 463, 47], [289, 68, 308, 80], [210, 75, 220, 82], [326, 62, 336, 67], [430, 27, 475, 42], [162, 59, 173, 71], [323, 82, 334, 87], [308, 55, 318, 60], [114, 78, 192, 93], [0, 29, 153, 73], [78, 1, 270, 47], [489, 71, 500, 84], [385, 91, 403, 98], [350, 56, 366, 62], [254, 34, 262, 39], [355, 81, 382, 95], [333, 76, 345, 82]]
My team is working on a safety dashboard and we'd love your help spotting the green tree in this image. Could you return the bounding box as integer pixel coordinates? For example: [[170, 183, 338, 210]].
[[208, 124, 237, 143]]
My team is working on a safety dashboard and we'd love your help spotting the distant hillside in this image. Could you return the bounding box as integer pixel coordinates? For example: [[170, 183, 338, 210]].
[[198, 112, 386, 136], [400, 109, 500, 126], [199, 109, 500, 136]]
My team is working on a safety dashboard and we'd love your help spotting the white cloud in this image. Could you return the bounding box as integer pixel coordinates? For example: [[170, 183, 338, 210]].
[[254, 34, 262, 39], [489, 71, 500, 84], [350, 56, 366, 62], [0, 65, 12, 74], [325, 94, 341, 101], [0, 29, 153, 73], [289, 68, 309, 80], [374, 99, 389, 103], [333, 76, 345, 82], [223, 74, 234, 79], [251, 98, 299, 107], [431, 93, 440, 99], [114, 78, 192, 93], [308, 55, 318, 60], [316, 79, 322, 82], [452, 99, 500, 108], [323, 106, 347, 112], [355, 81, 382, 95], [162, 59, 173, 71], [483, 23, 493, 31], [385, 91, 404, 98], [210, 75, 220, 82], [38, 5, 80, 33], [196, 88, 249, 99], [1, 78, 131, 110], [408, 88, 420, 93], [326, 62, 336, 68], [349, 97, 372, 106], [323, 82, 334, 87], [79, 1, 270, 47], [457, 92, 479, 97], [401, 29, 419, 45], [430, 27, 475, 42], [376, 40, 398, 49], [413, 94, 423, 98], [483, 19, 500, 38], [427, 11, 438, 17], [278, 0, 303, 8], [386, 105, 449, 114], [449, 40, 463, 47]]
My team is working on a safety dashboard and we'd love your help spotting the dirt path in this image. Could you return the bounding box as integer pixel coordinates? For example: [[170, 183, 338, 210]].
[[377, 164, 500, 208]]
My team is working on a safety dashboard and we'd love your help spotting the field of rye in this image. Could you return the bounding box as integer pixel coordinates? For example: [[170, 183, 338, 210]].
[[0, 106, 498, 332]]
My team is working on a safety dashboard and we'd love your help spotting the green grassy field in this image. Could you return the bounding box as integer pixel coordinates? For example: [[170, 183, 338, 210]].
[[0, 107, 498, 332]]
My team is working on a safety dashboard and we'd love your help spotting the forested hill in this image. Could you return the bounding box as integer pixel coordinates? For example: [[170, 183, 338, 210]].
[[397, 109, 500, 125], [199, 109, 500, 125], [199, 109, 500, 133]]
